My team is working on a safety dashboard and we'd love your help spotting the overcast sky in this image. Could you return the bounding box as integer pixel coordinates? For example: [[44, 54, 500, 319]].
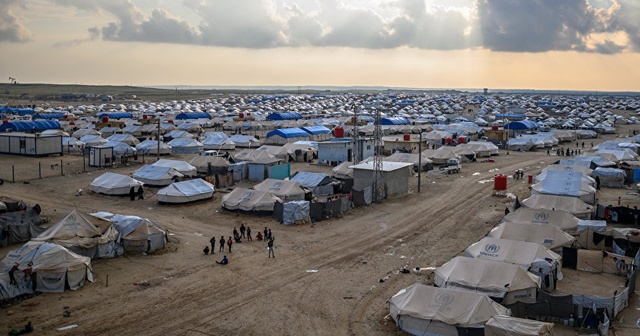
[[1, 0, 639, 91]]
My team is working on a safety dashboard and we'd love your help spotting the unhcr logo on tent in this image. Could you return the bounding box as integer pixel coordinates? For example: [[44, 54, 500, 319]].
[[564, 166, 573, 171], [534, 212, 549, 223], [435, 292, 454, 305], [480, 244, 500, 258]]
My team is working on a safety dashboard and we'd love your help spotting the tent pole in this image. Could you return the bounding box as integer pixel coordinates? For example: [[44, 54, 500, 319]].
[[418, 132, 422, 193]]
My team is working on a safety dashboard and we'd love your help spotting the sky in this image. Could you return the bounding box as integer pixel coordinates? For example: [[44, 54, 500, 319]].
[[1, 0, 640, 91]]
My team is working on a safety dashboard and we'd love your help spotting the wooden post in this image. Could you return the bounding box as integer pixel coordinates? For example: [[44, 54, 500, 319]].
[[38, 162, 41, 179], [60, 159, 64, 176]]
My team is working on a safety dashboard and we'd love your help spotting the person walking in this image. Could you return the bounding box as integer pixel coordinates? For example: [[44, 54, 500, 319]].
[[209, 236, 215, 254], [240, 224, 246, 239], [246, 226, 252, 242], [268, 237, 275, 258], [219, 236, 225, 252], [137, 186, 144, 200], [129, 186, 136, 201], [267, 229, 272, 241], [263, 227, 268, 242], [227, 236, 233, 253]]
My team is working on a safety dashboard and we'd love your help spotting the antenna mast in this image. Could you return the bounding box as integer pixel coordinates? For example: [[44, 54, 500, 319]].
[[352, 105, 360, 163], [372, 106, 384, 201]]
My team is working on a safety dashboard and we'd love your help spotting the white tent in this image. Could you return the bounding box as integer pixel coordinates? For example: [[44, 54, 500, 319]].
[[168, 138, 204, 154], [102, 140, 137, 156], [464, 237, 561, 269], [90, 172, 144, 195], [200, 132, 236, 150], [136, 139, 172, 155], [109, 214, 166, 253], [531, 170, 596, 204], [435, 256, 540, 304], [221, 188, 280, 212], [188, 156, 231, 174], [107, 133, 140, 146], [156, 179, 214, 204], [253, 179, 306, 201], [485, 315, 554, 336], [503, 208, 581, 231], [132, 165, 184, 186], [62, 136, 85, 152], [152, 159, 197, 176], [79, 134, 108, 147], [0, 241, 93, 294], [389, 283, 508, 336], [32, 209, 121, 259], [489, 222, 575, 250], [521, 194, 593, 219]]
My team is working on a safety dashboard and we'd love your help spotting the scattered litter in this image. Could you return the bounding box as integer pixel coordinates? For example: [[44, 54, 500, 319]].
[[57, 324, 78, 331], [168, 233, 175, 236], [148, 207, 154, 210], [194, 233, 203, 236], [379, 275, 391, 283], [478, 179, 493, 184], [400, 267, 410, 274], [432, 181, 436, 184], [306, 270, 319, 273], [472, 172, 480, 176], [505, 193, 517, 199], [163, 277, 173, 280], [488, 168, 499, 172], [414, 267, 436, 274], [399, 255, 406, 259]]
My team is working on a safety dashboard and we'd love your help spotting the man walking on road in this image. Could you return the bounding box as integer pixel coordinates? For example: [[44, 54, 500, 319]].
[[219, 236, 225, 252], [268, 237, 275, 258], [209, 236, 215, 254]]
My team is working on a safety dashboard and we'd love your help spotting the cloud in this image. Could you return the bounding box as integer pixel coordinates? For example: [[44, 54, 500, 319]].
[[48, 0, 640, 54], [0, 0, 33, 42]]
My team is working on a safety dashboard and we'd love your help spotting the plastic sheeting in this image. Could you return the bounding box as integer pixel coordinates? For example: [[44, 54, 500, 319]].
[[282, 201, 310, 225], [156, 179, 214, 204]]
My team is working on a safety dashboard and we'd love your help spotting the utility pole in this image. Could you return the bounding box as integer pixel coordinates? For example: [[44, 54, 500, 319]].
[[373, 107, 384, 202], [352, 105, 360, 163], [156, 116, 161, 161], [418, 132, 422, 193]]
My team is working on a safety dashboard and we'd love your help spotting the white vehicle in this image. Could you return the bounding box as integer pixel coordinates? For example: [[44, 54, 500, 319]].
[[202, 150, 224, 157], [440, 158, 461, 174]]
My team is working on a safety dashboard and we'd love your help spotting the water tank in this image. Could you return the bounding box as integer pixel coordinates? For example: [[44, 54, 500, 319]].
[[457, 136, 465, 144], [491, 125, 499, 131], [334, 126, 344, 138], [403, 134, 410, 141], [445, 137, 452, 144], [239, 112, 245, 118], [101, 116, 109, 123], [494, 174, 507, 191], [142, 114, 148, 119]]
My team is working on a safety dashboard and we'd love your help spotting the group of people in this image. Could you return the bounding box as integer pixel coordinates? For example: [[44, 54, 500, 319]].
[[202, 225, 276, 263], [554, 147, 580, 156], [129, 186, 144, 201], [513, 169, 525, 180]]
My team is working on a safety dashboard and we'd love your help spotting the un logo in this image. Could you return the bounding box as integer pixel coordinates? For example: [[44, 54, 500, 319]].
[[484, 244, 500, 253], [535, 212, 549, 221], [564, 166, 572, 171], [435, 292, 454, 305]]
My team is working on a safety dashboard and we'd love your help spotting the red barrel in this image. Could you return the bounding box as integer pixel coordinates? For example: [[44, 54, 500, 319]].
[[239, 112, 245, 118], [334, 126, 344, 138], [445, 137, 452, 144], [494, 174, 507, 190], [491, 125, 499, 131], [404, 134, 410, 141], [101, 116, 109, 123], [142, 114, 148, 119], [457, 137, 465, 144], [528, 175, 533, 183]]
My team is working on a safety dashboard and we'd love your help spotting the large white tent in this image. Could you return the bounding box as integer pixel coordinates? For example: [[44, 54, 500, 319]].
[[156, 179, 214, 204], [464, 237, 561, 268], [0, 241, 93, 295], [221, 188, 280, 212], [136, 139, 172, 155], [389, 283, 508, 336], [90, 172, 144, 195], [485, 315, 554, 336], [521, 194, 593, 219], [152, 159, 197, 176], [90, 213, 167, 253], [32, 209, 121, 259], [132, 165, 183, 186], [489, 222, 575, 249], [434, 256, 540, 304], [253, 179, 306, 201]]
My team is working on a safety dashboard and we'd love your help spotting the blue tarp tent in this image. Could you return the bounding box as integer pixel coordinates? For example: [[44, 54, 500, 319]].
[[266, 128, 308, 139], [301, 126, 331, 135], [0, 107, 35, 116], [0, 120, 61, 132], [266, 112, 302, 120], [379, 117, 411, 125], [32, 113, 64, 120], [504, 120, 538, 130], [175, 112, 211, 119], [97, 112, 133, 119], [495, 114, 525, 119]]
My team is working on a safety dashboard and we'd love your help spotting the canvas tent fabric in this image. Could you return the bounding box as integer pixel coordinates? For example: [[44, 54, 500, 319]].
[[107, 133, 140, 146], [331, 161, 354, 179], [156, 179, 214, 204], [188, 156, 230, 174], [33, 209, 121, 259], [254, 179, 306, 201], [92, 213, 166, 253], [504, 120, 538, 130], [384, 152, 433, 171], [200, 132, 236, 150], [90, 172, 144, 195], [521, 194, 593, 219], [543, 164, 593, 176], [389, 283, 508, 335], [132, 165, 184, 186], [531, 170, 596, 204], [168, 138, 204, 154], [0, 206, 43, 247], [434, 256, 540, 304], [266, 112, 302, 120], [489, 222, 575, 250], [485, 315, 554, 336], [175, 112, 211, 119], [464, 237, 561, 268], [503, 208, 580, 231], [534, 171, 595, 187], [229, 134, 260, 148], [591, 167, 626, 188], [152, 159, 197, 176], [221, 188, 280, 212], [136, 139, 172, 155], [97, 112, 133, 119], [0, 241, 93, 295], [0, 120, 61, 132]]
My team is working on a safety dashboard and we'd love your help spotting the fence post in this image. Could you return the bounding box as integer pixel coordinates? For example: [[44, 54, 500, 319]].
[[12, 165, 15, 182], [39, 162, 41, 179], [61, 159, 64, 176]]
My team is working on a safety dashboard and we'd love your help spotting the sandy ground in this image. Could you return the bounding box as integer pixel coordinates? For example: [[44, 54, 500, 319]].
[[1, 125, 640, 335]]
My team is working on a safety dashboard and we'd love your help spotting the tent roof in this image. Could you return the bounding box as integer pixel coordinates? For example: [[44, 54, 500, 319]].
[[485, 315, 554, 336], [464, 237, 560, 266], [289, 172, 331, 188], [301, 125, 331, 135], [521, 194, 593, 217], [266, 128, 309, 139], [0, 241, 91, 273], [152, 159, 197, 175], [254, 178, 305, 200], [349, 161, 413, 172], [32, 113, 64, 119], [489, 222, 575, 249], [266, 112, 302, 120], [133, 165, 184, 180], [97, 112, 133, 119], [389, 283, 508, 327], [157, 178, 214, 198], [504, 120, 538, 130], [221, 187, 279, 212], [175, 112, 211, 119], [503, 208, 580, 230], [0, 120, 61, 132], [90, 172, 143, 192], [379, 117, 411, 125]]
